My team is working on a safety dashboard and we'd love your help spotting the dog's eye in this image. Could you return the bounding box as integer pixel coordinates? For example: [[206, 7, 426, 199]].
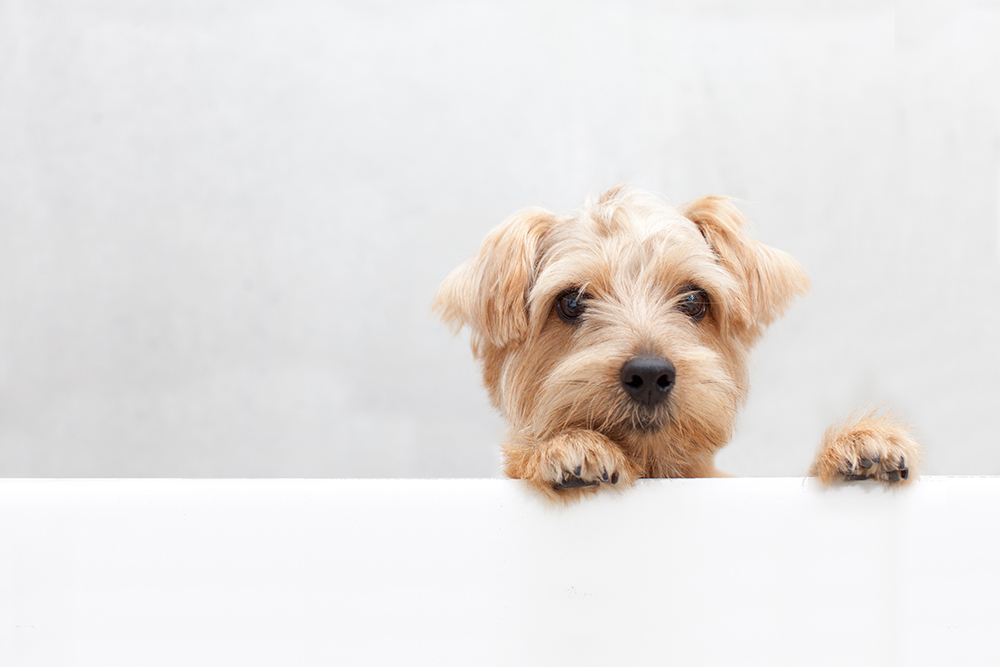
[[677, 287, 710, 321], [556, 289, 587, 322]]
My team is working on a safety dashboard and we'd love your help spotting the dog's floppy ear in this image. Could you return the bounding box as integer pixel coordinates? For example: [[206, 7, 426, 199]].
[[433, 207, 557, 352], [681, 196, 809, 332]]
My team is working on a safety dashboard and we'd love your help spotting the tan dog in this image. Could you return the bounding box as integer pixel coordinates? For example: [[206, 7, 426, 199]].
[[435, 186, 920, 500]]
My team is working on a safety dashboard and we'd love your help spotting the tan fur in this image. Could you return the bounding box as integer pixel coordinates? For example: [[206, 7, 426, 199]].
[[811, 409, 921, 484], [434, 186, 922, 501]]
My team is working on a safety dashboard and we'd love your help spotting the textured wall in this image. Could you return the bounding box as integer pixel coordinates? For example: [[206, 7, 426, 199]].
[[1, 0, 997, 477]]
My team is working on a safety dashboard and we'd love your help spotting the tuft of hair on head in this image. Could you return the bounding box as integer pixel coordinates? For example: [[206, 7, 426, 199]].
[[432, 207, 559, 354], [583, 184, 664, 237], [680, 196, 810, 336]]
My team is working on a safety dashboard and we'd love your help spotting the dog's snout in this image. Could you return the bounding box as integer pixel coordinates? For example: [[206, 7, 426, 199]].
[[620, 355, 675, 406]]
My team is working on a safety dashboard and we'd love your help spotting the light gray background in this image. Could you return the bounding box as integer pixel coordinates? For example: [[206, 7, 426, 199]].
[[1, 0, 997, 478]]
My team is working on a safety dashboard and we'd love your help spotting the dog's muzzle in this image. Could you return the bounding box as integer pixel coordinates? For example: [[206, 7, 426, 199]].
[[620, 355, 675, 407]]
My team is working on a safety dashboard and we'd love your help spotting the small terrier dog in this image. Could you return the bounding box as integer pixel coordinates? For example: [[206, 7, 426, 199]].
[[435, 186, 920, 500]]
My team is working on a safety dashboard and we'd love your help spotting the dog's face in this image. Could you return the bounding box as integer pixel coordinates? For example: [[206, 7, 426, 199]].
[[435, 187, 808, 476]]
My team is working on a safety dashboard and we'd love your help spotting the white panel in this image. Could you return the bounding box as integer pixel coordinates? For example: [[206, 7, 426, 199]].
[[1, 477, 997, 666]]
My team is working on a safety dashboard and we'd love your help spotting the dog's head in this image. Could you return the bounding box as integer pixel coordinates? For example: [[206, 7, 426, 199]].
[[434, 186, 808, 466]]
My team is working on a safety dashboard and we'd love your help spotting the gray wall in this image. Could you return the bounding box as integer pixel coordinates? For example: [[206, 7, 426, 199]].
[[1, 0, 997, 478]]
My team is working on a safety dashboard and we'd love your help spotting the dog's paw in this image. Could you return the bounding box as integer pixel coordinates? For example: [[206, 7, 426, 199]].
[[503, 430, 637, 502], [810, 410, 921, 485]]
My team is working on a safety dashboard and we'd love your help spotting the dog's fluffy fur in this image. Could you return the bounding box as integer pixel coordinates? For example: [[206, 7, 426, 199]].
[[435, 186, 920, 500]]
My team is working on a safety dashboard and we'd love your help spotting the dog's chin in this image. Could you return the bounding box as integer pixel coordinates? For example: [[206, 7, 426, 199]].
[[628, 413, 666, 434], [599, 406, 670, 441]]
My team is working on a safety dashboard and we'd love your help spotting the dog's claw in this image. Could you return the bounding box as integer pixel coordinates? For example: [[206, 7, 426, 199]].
[[842, 455, 909, 483], [552, 468, 624, 489], [553, 474, 600, 490]]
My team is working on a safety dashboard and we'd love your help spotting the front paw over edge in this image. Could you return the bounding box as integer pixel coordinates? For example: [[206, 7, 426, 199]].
[[810, 410, 921, 486], [503, 429, 636, 502]]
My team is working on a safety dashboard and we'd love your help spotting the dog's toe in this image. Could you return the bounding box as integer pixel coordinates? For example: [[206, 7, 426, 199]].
[[881, 456, 909, 484]]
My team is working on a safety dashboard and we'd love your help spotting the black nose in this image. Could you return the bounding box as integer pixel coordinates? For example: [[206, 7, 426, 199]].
[[620, 355, 675, 406]]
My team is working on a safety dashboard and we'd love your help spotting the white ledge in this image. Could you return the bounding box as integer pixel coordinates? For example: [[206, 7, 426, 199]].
[[2, 477, 997, 666]]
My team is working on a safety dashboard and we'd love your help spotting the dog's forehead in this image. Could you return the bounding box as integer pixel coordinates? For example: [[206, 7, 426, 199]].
[[589, 202, 702, 243], [533, 201, 720, 299], [569, 201, 710, 259]]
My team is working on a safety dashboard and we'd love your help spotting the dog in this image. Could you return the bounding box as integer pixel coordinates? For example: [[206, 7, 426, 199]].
[[434, 186, 921, 500]]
